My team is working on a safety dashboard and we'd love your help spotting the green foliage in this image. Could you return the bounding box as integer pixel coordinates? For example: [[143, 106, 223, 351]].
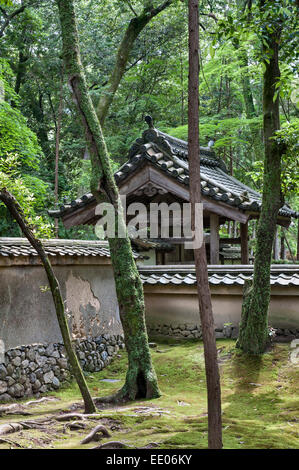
[[0, 0, 297, 245], [0, 102, 43, 168], [275, 119, 299, 194], [0, 154, 52, 237], [246, 119, 299, 195]]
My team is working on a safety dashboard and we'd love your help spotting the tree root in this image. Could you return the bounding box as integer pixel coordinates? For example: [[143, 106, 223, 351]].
[[0, 422, 24, 436], [0, 417, 54, 436], [63, 421, 87, 433], [25, 397, 59, 406], [54, 413, 102, 422], [92, 441, 133, 449], [0, 437, 24, 448], [80, 424, 111, 444], [0, 397, 59, 417]]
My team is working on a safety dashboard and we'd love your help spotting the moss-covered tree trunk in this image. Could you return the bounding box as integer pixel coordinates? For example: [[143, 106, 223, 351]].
[[56, 0, 160, 401], [0, 189, 96, 414], [237, 9, 283, 354]]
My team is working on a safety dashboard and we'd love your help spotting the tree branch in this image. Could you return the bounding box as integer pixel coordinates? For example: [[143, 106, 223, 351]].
[[96, 0, 175, 126], [124, 0, 138, 17], [0, 4, 27, 39]]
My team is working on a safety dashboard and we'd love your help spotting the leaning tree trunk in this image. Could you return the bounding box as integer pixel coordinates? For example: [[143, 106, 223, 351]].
[[188, 0, 222, 449], [237, 12, 283, 354], [56, 0, 160, 401], [0, 189, 96, 414]]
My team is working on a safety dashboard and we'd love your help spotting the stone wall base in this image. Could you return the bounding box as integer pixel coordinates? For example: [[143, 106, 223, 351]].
[[0, 334, 124, 403], [147, 323, 299, 341]]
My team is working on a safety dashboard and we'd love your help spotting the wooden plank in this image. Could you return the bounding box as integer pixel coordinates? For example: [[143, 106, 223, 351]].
[[210, 213, 219, 264], [240, 221, 249, 264]]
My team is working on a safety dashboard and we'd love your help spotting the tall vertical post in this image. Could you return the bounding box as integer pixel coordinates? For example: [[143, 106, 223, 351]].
[[210, 213, 220, 264], [240, 221, 249, 264], [188, 0, 222, 449], [272, 226, 280, 261]]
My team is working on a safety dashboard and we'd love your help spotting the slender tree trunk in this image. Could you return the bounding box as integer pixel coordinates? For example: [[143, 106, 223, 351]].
[[0, 189, 96, 414], [280, 232, 286, 260], [54, 69, 64, 238], [188, 0, 222, 449], [179, 50, 185, 125], [238, 49, 262, 160], [56, 0, 160, 401], [237, 8, 283, 354], [272, 227, 280, 261]]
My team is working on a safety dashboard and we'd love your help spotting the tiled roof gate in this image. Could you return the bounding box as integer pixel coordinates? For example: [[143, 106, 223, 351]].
[[49, 120, 298, 222]]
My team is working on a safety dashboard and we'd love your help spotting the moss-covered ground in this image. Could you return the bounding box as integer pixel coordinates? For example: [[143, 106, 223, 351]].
[[0, 339, 298, 449]]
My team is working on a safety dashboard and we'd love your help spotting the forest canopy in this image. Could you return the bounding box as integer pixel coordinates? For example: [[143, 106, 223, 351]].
[[0, 0, 298, 245]]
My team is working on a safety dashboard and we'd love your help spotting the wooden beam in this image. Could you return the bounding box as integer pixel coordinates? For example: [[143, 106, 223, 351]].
[[210, 213, 219, 264], [240, 221, 249, 264]]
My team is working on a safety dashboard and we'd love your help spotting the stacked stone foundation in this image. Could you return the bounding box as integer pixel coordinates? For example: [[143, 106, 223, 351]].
[[0, 334, 124, 403]]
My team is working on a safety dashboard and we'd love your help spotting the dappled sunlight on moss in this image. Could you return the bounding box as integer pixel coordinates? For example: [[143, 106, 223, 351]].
[[0, 340, 297, 449]]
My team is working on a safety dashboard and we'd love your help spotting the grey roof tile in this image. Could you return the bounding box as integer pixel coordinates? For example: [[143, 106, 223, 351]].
[[49, 126, 298, 221], [0, 238, 139, 259], [139, 265, 299, 287]]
